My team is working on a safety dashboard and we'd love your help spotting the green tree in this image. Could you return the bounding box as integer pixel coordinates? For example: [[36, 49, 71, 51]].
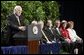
[[1, 1, 61, 45], [1, 1, 17, 32], [1, 1, 60, 33]]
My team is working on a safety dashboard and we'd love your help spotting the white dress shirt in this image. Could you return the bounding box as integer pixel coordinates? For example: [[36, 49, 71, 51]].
[[67, 28, 81, 42], [49, 28, 53, 34], [56, 28, 60, 35], [15, 15, 21, 26]]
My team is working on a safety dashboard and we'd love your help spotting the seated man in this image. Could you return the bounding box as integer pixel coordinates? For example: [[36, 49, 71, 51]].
[[43, 20, 55, 43], [7, 5, 26, 45], [53, 20, 65, 42], [38, 20, 52, 44]]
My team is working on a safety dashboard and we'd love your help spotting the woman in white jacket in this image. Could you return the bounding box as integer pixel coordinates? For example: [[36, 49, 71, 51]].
[[67, 21, 83, 54], [67, 21, 82, 43]]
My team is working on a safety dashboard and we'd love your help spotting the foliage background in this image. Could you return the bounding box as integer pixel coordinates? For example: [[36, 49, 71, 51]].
[[1, 1, 60, 45]]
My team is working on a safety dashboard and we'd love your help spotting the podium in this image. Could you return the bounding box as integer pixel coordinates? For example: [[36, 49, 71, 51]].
[[13, 31, 28, 45], [27, 24, 42, 54], [13, 24, 42, 54]]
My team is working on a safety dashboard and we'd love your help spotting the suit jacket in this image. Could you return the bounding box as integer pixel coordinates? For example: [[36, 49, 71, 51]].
[[7, 14, 27, 45], [40, 29, 47, 44], [53, 27, 65, 41], [7, 14, 25, 36], [43, 26, 54, 41]]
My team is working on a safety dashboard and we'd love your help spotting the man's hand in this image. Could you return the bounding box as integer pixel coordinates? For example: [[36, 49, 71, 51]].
[[18, 26, 26, 31], [47, 41, 52, 44]]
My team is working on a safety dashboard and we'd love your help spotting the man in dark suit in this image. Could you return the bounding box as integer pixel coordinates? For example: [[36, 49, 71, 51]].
[[44, 20, 55, 42], [53, 20, 71, 53], [7, 6, 26, 45], [53, 20, 64, 42]]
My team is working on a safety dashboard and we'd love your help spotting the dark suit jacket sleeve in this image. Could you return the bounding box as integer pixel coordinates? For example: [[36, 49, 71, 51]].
[[8, 15, 20, 31], [19, 15, 25, 26], [52, 28, 65, 41]]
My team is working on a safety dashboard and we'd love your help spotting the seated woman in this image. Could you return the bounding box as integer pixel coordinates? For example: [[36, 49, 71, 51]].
[[67, 21, 83, 43], [67, 21, 83, 54], [59, 20, 72, 53], [60, 20, 72, 43]]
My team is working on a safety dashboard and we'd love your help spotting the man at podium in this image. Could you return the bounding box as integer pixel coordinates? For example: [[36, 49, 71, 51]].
[[7, 5, 26, 45]]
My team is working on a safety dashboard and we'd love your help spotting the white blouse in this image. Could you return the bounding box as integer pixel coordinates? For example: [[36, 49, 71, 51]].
[[67, 28, 81, 42]]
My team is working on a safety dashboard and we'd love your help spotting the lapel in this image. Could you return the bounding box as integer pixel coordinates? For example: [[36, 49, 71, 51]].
[[48, 28, 53, 35], [14, 14, 21, 26], [55, 28, 60, 35]]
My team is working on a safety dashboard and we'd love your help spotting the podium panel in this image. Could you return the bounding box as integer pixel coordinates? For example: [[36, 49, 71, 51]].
[[27, 24, 42, 41], [28, 40, 39, 54], [27, 24, 42, 54], [13, 24, 42, 54]]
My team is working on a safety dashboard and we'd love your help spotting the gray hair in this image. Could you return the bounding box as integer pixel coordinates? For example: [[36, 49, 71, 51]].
[[38, 20, 44, 29], [13, 5, 22, 14], [62, 20, 67, 23], [31, 20, 38, 25]]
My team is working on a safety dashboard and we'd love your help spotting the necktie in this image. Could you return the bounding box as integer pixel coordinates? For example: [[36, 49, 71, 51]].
[[49, 28, 53, 34], [56, 28, 60, 34], [16, 16, 21, 26]]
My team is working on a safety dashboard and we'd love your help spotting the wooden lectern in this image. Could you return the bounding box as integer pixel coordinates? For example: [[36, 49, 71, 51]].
[[13, 24, 42, 54], [27, 24, 42, 54]]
